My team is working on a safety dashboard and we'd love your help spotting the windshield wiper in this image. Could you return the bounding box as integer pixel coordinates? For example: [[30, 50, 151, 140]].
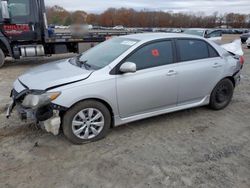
[[75, 55, 92, 70], [79, 60, 92, 70]]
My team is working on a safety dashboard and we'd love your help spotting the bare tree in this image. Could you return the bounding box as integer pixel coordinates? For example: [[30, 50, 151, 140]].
[[47, 6, 249, 28]]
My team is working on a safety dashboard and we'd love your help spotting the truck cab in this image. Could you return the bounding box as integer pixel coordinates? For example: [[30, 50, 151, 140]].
[[0, 0, 48, 67], [0, 0, 45, 41]]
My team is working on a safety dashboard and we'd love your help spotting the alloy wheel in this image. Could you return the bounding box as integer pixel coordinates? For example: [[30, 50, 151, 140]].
[[72, 108, 105, 139]]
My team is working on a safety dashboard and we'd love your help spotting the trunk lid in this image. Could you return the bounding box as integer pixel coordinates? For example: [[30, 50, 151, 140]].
[[221, 39, 244, 56]]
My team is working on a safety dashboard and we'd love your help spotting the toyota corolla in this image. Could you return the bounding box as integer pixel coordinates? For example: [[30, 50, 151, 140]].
[[7, 33, 244, 144]]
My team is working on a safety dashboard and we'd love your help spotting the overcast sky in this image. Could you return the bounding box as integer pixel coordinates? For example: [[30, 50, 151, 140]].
[[45, 0, 250, 14]]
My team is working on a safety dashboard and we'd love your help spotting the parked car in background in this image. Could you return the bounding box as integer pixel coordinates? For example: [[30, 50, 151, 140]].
[[222, 29, 249, 35], [171, 28, 183, 33], [55, 25, 68, 29], [240, 32, 250, 43], [7, 33, 244, 144], [237, 29, 249, 34], [140, 28, 154, 32], [113, 25, 125, 30], [246, 38, 250, 48], [183, 28, 222, 42]]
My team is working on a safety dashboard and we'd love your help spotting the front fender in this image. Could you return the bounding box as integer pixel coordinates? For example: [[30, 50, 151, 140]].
[[51, 79, 119, 116]]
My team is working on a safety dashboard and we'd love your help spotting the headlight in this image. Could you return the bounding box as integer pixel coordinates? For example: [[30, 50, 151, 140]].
[[22, 92, 61, 109]]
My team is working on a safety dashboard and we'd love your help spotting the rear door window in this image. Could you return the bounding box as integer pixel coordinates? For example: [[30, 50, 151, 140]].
[[177, 39, 209, 62], [208, 45, 219, 57], [125, 40, 174, 70]]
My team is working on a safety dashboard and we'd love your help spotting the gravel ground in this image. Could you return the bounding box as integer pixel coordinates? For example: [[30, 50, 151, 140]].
[[0, 35, 250, 188]]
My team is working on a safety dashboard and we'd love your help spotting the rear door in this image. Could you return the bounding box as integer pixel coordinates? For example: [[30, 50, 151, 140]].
[[175, 38, 224, 105]]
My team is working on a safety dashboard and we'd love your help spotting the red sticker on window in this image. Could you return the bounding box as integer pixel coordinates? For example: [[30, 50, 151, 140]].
[[152, 49, 159, 57]]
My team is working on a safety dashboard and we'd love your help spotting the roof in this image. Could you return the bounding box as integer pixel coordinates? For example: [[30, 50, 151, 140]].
[[121, 32, 203, 42]]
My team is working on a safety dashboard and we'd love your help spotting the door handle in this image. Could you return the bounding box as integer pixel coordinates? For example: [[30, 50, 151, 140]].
[[212, 63, 222, 68], [167, 70, 177, 76]]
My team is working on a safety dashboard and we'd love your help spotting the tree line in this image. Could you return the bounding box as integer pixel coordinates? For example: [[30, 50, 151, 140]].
[[46, 6, 250, 28]]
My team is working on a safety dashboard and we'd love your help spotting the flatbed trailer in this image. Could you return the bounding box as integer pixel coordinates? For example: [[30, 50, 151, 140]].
[[45, 30, 139, 43], [0, 0, 139, 67]]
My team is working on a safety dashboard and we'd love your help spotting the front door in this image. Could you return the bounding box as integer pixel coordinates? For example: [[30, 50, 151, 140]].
[[116, 40, 178, 118]]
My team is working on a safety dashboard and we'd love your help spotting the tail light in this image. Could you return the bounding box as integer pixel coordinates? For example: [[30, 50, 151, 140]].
[[239, 56, 245, 65]]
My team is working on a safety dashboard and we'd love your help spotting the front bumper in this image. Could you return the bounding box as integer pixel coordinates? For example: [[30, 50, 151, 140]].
[[6, 89, 66, 135]]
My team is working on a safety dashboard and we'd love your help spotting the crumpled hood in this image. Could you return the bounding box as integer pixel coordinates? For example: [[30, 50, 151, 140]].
[[19, 59, 93, 90]]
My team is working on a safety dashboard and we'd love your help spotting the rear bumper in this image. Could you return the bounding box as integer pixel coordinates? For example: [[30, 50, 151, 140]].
[[235, 74, 242, 86], [233, 70, 242, 87]]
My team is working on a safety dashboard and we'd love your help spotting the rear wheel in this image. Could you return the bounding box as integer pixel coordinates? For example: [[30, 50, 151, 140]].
[[209, 79, 234, 110], [62, 100, 111, 144], [0, 48, 5, 68]]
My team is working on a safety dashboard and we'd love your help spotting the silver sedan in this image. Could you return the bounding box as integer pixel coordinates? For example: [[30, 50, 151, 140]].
[[7, 33, 244, 144]]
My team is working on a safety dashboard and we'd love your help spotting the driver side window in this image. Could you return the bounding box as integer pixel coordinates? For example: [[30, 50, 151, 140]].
[[8, 0, 30, 17], [125, 40, 174, 71]]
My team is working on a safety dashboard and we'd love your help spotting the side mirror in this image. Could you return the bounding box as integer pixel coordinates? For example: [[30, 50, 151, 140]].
[[1, 1, 10, 19], [119, 62, 137, 73]]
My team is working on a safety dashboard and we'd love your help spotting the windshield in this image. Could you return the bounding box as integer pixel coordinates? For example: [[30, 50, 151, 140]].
[[183, 29, 204, 37], [72, 37, 139, 70]]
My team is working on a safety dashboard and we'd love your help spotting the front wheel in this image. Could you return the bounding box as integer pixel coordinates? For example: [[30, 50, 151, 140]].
[[0, 48, 5, 68], [62, 100, 111, 144], [209, 79, 234, 110]]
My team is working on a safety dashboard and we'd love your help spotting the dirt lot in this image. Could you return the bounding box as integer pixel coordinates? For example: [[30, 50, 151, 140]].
[[0, 35, 250, 188]]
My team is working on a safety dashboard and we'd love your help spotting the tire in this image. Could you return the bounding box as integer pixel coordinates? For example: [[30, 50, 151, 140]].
[[62, 100, 111, 144], [0, 48, 5, 68], [209, 79, 234, 110], [247, 46, 250, 49]]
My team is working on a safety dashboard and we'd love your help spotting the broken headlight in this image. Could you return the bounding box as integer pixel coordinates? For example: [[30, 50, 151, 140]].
[[22, 92, 61, 109]]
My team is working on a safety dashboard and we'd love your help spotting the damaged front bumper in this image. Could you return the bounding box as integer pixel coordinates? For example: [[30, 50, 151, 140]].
[[6, 89, 67, 136]]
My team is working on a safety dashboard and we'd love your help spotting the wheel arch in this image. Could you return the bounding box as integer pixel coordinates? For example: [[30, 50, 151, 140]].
[[209, 76, 235, 110], [67, 98, 115, 128], [224, 76, 235, 87], [0, 37, 13, 57], [210, 76, 236, 97]]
